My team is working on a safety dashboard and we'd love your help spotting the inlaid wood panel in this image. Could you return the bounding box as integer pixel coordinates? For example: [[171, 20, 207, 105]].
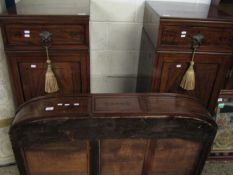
[[7, 51, 89, 105], [5, 24, 88, 49], [24, 141, 90, 175], [100, 139, 148, 175], [93, 95, 142, 114], [19, 62, 81, 101], [157, 53, 230, 109], [144, 139, 202, 175], [159, 23, 233, 52]]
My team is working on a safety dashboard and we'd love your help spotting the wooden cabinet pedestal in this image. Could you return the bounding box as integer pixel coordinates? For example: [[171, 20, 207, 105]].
[[137, 2, 233, 114], [0, 2, 90, 106]]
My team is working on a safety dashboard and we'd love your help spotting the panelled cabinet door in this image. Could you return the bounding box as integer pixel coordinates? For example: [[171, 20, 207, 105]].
[[19, 62, 81, 101], [24, 141, 90, 175], [157, 53, 231, 109], [7, 51, 89, 105]]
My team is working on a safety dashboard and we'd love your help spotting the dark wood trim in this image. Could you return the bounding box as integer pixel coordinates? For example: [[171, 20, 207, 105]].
[[0, 15, 89, 24]]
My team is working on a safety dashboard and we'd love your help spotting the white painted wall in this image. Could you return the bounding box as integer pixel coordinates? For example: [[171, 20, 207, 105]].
[[90, 0, 144, 93], [15, 0, 90, 15]]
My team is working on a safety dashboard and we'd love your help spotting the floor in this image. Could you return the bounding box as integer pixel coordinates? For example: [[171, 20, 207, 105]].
[[0, 161, 233, 175], [202, 161, 233, 175], [0, 165, 19, 175]]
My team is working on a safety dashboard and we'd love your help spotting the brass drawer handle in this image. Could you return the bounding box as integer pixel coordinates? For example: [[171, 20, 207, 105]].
[[40, 31, 52, 46], [192, 33, 204, 47]]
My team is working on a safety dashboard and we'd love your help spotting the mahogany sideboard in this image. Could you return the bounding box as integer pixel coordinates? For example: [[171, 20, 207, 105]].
[[0, 1, 90, 106], [10, 93, 217, 175], [137, 1, 233, 114]]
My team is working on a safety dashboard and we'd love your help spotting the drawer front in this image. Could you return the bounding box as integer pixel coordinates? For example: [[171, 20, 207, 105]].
[[4, 24, 88, 49], [159, 23, 233, 52]]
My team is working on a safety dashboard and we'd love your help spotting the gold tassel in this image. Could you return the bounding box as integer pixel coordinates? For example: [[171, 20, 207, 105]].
[[180, 48, 196, 90], [44, 46, 59, 93]]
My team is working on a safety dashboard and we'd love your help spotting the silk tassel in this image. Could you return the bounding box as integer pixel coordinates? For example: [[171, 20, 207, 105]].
[[44, 46, 59, 93], [180, 48, 196, 90]]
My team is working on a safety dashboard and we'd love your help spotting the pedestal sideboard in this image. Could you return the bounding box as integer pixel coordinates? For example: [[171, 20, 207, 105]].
[[137, 2, 233, 114], [0, 2, 90, 106]]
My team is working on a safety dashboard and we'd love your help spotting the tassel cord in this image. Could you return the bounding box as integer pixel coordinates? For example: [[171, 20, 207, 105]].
[[44, 46, 59, 93], [189, 47, 197, 67], [45, 46, 51, 65], [191, 47, 197, 62], [180, 46, 197, 90]]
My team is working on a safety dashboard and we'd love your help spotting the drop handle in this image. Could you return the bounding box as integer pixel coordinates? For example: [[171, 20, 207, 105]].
[[192, 33, 204, 47]]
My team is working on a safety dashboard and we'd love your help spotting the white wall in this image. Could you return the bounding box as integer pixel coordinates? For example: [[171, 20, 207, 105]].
[[90, 0, 144, 93], [15, 0, 90, 15]]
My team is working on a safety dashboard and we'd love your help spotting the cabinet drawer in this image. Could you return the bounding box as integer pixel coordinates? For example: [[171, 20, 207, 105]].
[[159, 23, 233, 52], [4, 24, 88, 50]]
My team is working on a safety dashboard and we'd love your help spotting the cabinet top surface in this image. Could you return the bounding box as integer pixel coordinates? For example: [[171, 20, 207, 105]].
[[3, 0, 90, 16], [146, 1, 233, 21], [12, 93, 215, 127]]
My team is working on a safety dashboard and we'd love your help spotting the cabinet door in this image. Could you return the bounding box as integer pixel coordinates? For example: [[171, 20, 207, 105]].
[[19, 62, 81, 101], [155, 53, 231, 111], [7, 51, 89, 105]]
